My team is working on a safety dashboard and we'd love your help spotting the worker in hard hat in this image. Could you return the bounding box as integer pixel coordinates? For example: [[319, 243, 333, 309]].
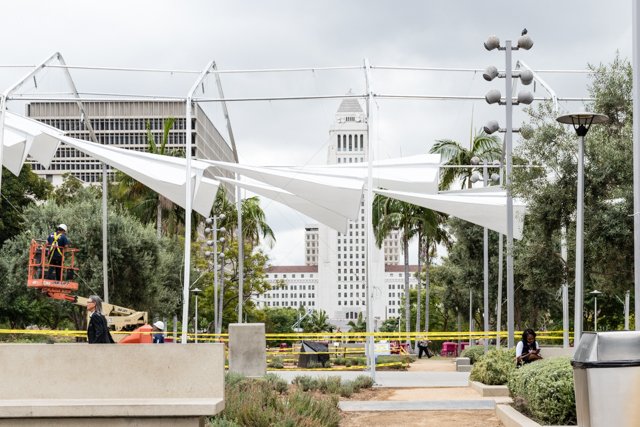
[[46, 224, 69, 281], [152, 320, 165, 343]]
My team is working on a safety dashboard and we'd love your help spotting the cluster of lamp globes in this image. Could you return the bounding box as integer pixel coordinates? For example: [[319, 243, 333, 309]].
[[203, 214, 226, 261], [482, 32, 535, 138], [469, 156, 501, 184]]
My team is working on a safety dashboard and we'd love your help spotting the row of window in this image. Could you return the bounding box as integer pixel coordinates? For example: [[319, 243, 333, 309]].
[[265, 293, 315, 299], [338, 300, 365, 306], [263, 301, 316, 307], [337, 157, 365, 163], [270, 274, 314, 279], [337, 134, 364, 152], [41, 118, 187, 132]]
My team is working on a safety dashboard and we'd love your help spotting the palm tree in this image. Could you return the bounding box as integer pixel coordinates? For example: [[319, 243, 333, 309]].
[[114, 118, 179, 237], [372, 195, 419, 345], [347, 312, 367, 332], [429, 130, 501, 190], [304, 310, 335, 333]]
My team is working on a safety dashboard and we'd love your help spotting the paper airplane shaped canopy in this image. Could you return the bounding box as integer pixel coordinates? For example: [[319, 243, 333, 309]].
[[375, 188, 526, 240]]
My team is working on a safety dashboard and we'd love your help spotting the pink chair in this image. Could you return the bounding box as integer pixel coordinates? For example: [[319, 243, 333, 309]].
[[441, 342, 458, 357]]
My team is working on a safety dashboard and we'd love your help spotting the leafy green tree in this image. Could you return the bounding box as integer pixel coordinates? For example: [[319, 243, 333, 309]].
[[0, 164, 51, 245], [0, 186, 183, 330]]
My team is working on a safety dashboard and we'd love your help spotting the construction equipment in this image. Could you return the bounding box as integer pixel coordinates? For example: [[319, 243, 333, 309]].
[[28, 239, 148, 332]]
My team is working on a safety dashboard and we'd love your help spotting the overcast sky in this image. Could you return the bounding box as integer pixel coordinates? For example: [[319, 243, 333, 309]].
[[1, 0, 634, 265]]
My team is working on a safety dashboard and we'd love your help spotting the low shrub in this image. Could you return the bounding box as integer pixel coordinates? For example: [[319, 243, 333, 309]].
[[263, 373, 289, 394], [353, 375, 374, 390], [508, 357, 576, 425], [213, 374, 341, 427], [333, 357, 347, 365], [339, 382, 354, 397], [268, 356, 284, 369], [469, 348, 515, 385], [461, 345, 486, 364], [292, 375, 317, 391]]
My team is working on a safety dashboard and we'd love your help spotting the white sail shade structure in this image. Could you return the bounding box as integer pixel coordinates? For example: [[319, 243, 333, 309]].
[[217, 176, 352, 232], [1, 112, 219, 218], [202, 159, 365, 222], [269, 154, 441, 194], [375, 187, 527, 240]]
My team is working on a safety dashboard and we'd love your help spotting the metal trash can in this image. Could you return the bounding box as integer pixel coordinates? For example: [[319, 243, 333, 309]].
[[571, 331, 640, 426]]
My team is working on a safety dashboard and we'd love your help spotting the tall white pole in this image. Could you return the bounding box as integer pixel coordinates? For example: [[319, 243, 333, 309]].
[[505, 40, 515, 348], [237, 182, 243, 323], [561, 226, 569, 348], [632, 0, 640, 331], [364, 58, 376, 382], [182, 61, 215, 343], [483, 161, 489, 353], [496, 233, 503, 349], [593, 296, 597, 332], [625, 290, 630, 330], [213, 217, 219, 334], [575, 134, 585, 346], [563, 285, 569, 348], [195, 293, 199, 343]]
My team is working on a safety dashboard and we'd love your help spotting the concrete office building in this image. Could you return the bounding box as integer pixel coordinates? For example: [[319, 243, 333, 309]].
[[26, 101, 235, 187]]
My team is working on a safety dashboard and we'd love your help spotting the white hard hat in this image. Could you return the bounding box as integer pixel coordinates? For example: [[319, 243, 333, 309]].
[[153, 321, 165, 331], [57, 224, 68, 232]]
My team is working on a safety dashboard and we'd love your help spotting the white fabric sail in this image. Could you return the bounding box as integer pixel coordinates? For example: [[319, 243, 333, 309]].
[[375, 188, 527, 240], [202, 160, 364, 222], [269, 154, 440, 194], [217, 176, 351, 232]]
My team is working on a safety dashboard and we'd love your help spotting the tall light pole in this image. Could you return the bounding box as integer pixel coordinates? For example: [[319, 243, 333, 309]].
[[205, 214, 226, 335], [192, 287, 202, 343], [483, 32, 534, 347], [590, 290, 602, 331], [556, 112, 608, 346]]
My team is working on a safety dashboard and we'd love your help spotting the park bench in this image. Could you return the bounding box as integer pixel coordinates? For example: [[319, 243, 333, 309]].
[[0, 343, 225, 426]]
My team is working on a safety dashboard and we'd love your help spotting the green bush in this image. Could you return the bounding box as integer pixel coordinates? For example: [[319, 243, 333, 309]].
[[461, 345, 486, 364], [353, 375, 374, 390], [214, 374, 341, 427], [268, 356, 285, 369], [292, 375, 317, 391], [469, 348, 515, 385], [333, 357, 346, 366], [508, 357, 576, 425], [263, 373, 289, 394], [339, 382, 354, 397]]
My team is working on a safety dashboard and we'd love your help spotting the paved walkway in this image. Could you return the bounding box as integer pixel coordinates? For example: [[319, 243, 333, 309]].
[[269, 358, 509, 424]]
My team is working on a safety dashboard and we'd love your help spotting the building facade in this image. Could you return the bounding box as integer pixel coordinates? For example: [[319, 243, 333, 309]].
[[26, 101, 235, 187], [256, 99, 417, 330]]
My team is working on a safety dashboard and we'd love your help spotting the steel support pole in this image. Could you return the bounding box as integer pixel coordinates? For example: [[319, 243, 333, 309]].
[[195, 294, 199, 343], [561, 225, 569, 347], [363, 58, 376, 383], [182, 61, 216, 343], [593, 296, 597, 332], [496, 233, 503, 349], [625, 290, 630, 330], [504, 41, 515, 348], [483, 161, 489, 353], [213, 217, 219, 334], [633, 0, 640, 331], [563, 285, 569, 348], [575, 134, 585, 346], [237, 182, 243, 323]]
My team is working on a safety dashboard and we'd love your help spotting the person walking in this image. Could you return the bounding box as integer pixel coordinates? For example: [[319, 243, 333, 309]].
[[417, 338, 433, 359], [46, 224, 69, 281], [87, 295, 114, 344]]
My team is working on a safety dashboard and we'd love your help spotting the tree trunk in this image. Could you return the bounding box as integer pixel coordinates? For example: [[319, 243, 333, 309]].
[[403, 231, 410, 346]]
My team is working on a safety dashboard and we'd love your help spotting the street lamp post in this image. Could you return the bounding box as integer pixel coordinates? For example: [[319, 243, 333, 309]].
[[205, 214, 226, 335], [192, 287, 202, 343], [590, 290, 602, 331], [483, 32, 534, 348], [556, 112, 609, 346]]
